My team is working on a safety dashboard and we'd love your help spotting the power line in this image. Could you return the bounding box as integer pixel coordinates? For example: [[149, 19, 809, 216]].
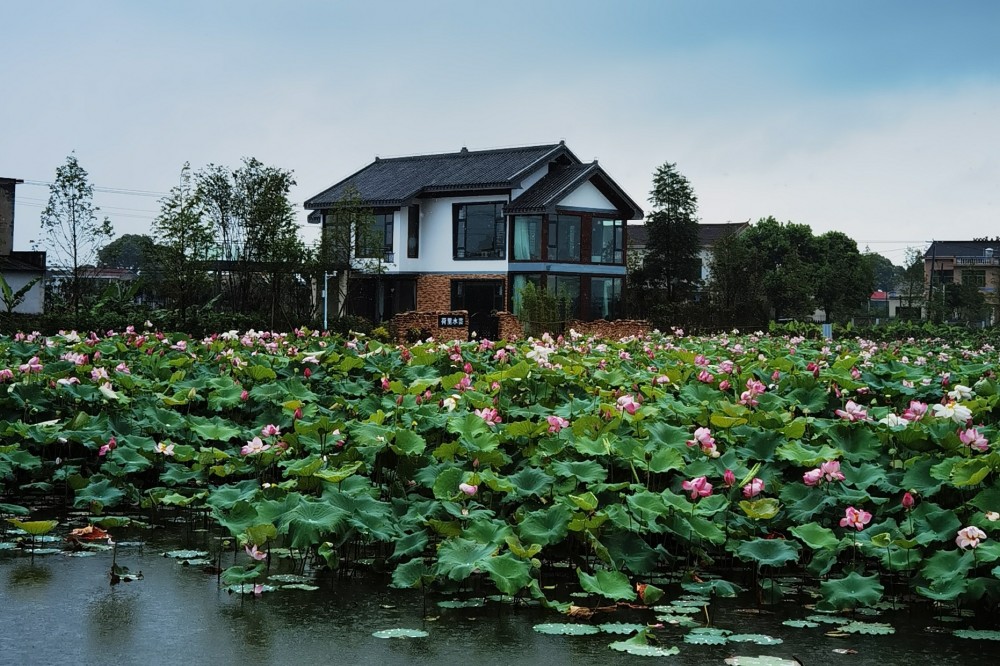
[[21, 179, 169, 198]]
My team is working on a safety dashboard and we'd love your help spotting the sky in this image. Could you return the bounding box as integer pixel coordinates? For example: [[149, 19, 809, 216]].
[[2, 0, 998, 265]]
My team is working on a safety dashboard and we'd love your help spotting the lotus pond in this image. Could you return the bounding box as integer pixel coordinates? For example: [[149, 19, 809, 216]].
[[1, 326, 1000, 662]]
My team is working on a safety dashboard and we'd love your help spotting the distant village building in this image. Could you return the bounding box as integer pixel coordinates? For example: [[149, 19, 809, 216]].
[[0, 177, 46, 314]]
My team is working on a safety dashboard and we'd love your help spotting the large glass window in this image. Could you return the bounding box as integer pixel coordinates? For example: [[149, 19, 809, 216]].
[[512, 215, 542, 261], [547, 275, 580, 318], [963, 269, 986, 287], [591, 218, 624, 264], [356, 212, 394, 259], [548, 214, 580, 262], [454, 203, 506, 259], [590, 277, 623, 320]]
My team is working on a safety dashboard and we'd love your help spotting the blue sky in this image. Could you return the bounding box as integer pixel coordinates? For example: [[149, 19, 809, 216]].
[[2, 1, 998, 264]]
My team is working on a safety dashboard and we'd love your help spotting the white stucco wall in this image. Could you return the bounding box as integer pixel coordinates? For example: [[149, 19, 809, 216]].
[[556, 180, 615, 211], [398, 195, 511, 274], [2, 272, 45, 314]]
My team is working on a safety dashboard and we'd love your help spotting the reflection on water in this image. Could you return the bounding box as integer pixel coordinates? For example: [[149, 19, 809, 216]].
[[0, 531, 996, 666]]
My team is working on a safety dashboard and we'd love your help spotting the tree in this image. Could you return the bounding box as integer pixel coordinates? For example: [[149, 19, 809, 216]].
[[641, 162, 701, 302], [39, 154, 114, 319], [706, 230, 769, 328], [313, 185, 384, 320], [735, 217, 818, 321], [814, 231, 873, 323], [152, 163, 216, 323], [98, 234, 158, 272], [863, 252, 903, 292], [899, 247, 926, 311], [195, 158, 306, 326]]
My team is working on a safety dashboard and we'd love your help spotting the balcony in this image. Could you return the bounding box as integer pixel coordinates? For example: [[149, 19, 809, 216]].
[[955, 256, 999, 266]]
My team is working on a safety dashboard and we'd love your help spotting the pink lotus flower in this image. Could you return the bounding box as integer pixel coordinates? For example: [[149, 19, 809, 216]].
[[475, 407, 502, 426], [682, 476, 713, 500], [719, 360, 734, 374], [245, 544, 267, 561], [902, 400, 928, 422], [240, 389, 249, 401], [546, 415, 570, 433], [901, 491, 915, 510], [820, 459, 846, 482], [19, 356, 43, 374], [959, 427, 989, 452], [806, 361, 820, 378], [617, 394, 639, 415], [686, 427, 720, 458], [0, 368, 13, 381], [835, 400, 869, 422], [241, 437, 271, 456], [261, 424, 281, 437], [723, 469, 736, 487], [739, 378, 766, 407], [380, 375, 390, 391], [956, 525, 987, 549], [743, 477, 764, 498], [719, 379, 731, 391], [459, 482, 478, 496], [840, 506, 873, 531], [98, 436, 117, 457], [697, 369, 714, 384], [803, 468, 824, 486], [694, 354, 709, 367]]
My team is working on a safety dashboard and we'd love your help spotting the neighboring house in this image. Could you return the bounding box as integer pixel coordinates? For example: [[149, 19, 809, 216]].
[[923, 240, 999, 319], [0, 177, 46, 314], [305, 142, 643, 337], [627, 220, 749, 284]]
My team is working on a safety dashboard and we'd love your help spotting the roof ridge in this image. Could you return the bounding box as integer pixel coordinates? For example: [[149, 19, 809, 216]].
[[373, 142, 563, 162]]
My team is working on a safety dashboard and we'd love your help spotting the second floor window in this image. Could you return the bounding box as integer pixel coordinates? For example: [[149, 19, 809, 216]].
[[356, 212, 394, 259], [548, 214, 580, 262], [591, 218, 624, 264], [455, 202, 505, 259]]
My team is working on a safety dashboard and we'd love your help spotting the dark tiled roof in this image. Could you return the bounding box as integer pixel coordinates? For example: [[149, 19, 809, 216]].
[[505, 163, 599, 213], [305, 143, 570, 209], [924, 240, 1000, 258], [0, 251, 45, 272], [627, 222, 748, 250]]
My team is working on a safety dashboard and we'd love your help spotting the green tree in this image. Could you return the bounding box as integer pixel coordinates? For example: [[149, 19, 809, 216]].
[[736, 217, 818, 321], [39, 154, 114, 319], [706, 230, 769, 328], [152, 163, 216, 324], [98, 234, 158, 272], [195, 158, 306, 326], [641, 162, 701, 302], [863, 252, 903, 292], [899, 247, 926, 312], [814, 231, 873, 323]]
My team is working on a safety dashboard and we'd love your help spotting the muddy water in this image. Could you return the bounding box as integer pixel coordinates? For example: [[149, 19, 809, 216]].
[[0, 531, 992, 665]]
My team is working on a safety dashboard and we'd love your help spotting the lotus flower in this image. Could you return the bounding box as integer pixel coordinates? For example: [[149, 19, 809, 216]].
[[459, 482, 478, 496], [742, 477, 764, 498], [901, 491, 915, 510], [835, 400, 869, 422], [840, 506, 872, 531], [546, 415, 570, 433], [959, 427, 989, 452], [241, 437, 271, 456], [956, 526, 987, 550], [682, 476, 713, 500], [617, 394, 639, 415], [723, 469, 736, 487], [474, 407, 502, 426], [245, 544, 267, 561]]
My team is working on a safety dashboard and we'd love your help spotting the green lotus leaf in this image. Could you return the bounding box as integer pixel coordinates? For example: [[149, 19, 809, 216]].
[[681, 577, 744, 597], [739, 498, 780, 520], [481, 552, 533, 595], [609, 640, 679, 656], [548, 459, 607, 484], [436, 537, 496, 581], [734, 539, 801, 567], [577, 568, 637, 601], [436, 599, 484, 608], [432, 467, 464, 500], [534, 623, 600, 635], [372, 628, 428, 639], [790, 522, 841, 550], [447, 413, 499, 453], [187, 415, 242, 442], [392, 429, 427, 456], [278, 497, 347, 549], [684, 632, 728, 645], [951, 459, 991, 487], [727, 634, 783, 644], [818, 572, 884, 611], [725, 657, 801, 666], [518, 504, 572, 546], [841, 621, 895, 635], [954, 629, 1000, 640], [507, 467, 554, 498], [598, 622, 645, 635], [221, 563, 264, 586], [391, 558, 433, 589], [902, 457, 945, 497], [775, 440, 843, 466], [0, 503, 30, 516], [280, 583, 320, 591], [314, 461, 365, 483], [921, 548, 975, 584], [245, 523, 277, 545], [569, 491, 599, 512], [163, 549, 209, 559], [782, 619, 820, 628], [7, 519, 58, 536], [73, 478, 125, 512]]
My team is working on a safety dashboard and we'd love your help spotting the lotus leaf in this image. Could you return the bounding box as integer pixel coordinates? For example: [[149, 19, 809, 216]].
[[818, 572, 884, 611], [372, 628, 428, 639], [577, 568, 637, 602], [533, 623, 600, 636], [734, 539, 801, 567]]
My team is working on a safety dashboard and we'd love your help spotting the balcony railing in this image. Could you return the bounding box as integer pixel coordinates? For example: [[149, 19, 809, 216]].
[[955, 256, 999, 266]]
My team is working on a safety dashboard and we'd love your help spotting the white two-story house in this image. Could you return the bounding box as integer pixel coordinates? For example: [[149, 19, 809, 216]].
[[304, 142, 642, 337]]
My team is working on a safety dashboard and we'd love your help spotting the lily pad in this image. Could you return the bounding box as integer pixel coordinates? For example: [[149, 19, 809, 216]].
[[533, 623, 600, 635], [598, 622, 645, 635], [163, 549, 209, 559], [953, 629, 1000, 640], [280, 583, 320, 591], [725, 658, 801, 666], [372, 628, 429, 639], [782, 619, 820, 628], [437, 599, 485, 608], [841, 621, 895, 635], [728, 634, 783, 645]]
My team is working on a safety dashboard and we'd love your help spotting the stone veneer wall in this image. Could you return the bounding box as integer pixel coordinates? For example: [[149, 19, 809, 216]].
[[565, 319, 651, 340], [390, 310, 469, 343], [415, 273, 508, 311], [496, 311, 523, 341]]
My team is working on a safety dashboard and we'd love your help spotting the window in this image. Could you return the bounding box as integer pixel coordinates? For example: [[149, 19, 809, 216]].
[[963, 269, 986, 287], [590, 277, 623, 320], [356, 212, 394, 259], [548, 214, 580, 262], [512, 215, 542, 261], [454, 203, 505, 259], [590, 218, 624, 264], [547, 275, 580, 318], [407, 205, 419, 258]]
